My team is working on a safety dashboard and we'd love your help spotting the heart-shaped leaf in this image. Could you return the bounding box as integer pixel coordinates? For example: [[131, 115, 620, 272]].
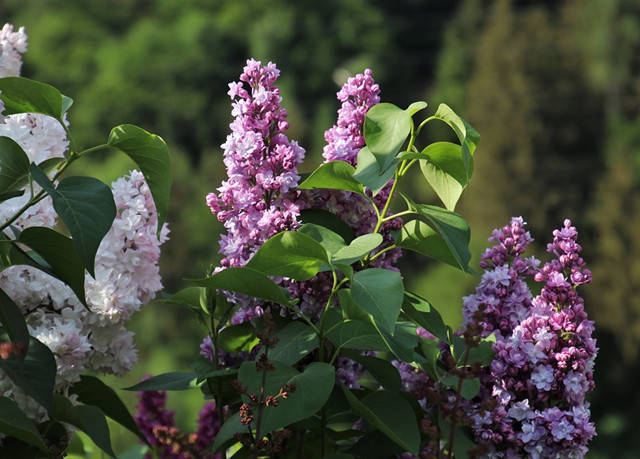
[[298, 161, 364, 195], [353, 147, 396, 195], [17, 227, 87, 306], [30, 164, 116, 277], [0, 397, 47, 451], [0, 77, 63, 121], [342, 388, 420, 455], [107, 124, 172, 229], [364, 103, 411, 171], [0, 137, 30, 193], [351, 268, 404, 335], [0, 287, 29, 348], [188, 267, 291, 305], [0, 338, 56, 412], [247, 231, 329, 281]]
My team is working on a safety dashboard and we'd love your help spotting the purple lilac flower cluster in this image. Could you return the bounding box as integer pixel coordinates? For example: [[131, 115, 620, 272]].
[[462, 217, 540, 340], [206, 59, 305, 269], [134, 378, 223, 458], [467, 219, 597, 458]]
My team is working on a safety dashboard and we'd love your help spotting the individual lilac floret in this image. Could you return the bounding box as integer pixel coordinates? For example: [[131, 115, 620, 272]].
[[466, 219, 597, 458], [206, 59, 305, 269]]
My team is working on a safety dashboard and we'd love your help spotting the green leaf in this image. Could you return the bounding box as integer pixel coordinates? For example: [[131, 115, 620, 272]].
[[117, 445, 150, 459], [299, 223, 346, 255], [17, 227, 87, 306], [61, 95, 73, 114], [419, 339, 441, 379], [212, 412, 244, 452], [240, 362, 335, 434], [396, 220, 463, 271], [398, 196, 471, 270], [298, 161, 364, 195], [326, 319, 388, 352], [353, 146, 396, 195], [246, 231, 329, 281], [351, 268, 404, 335], [342, 388, 420, 454], [376, 322, 419, 362], [0, 338, 56, 411], [0, 189, 24, 203], [188, 267, 290, 305], [364, 103, 411, 170], [0, 287, 29, 347], [347, 430, 404, 458], [332, 233, 383, 265], [107, 124, 172, 228], [70, 375, 147, 444], [402, 291, 448, 342], [0, 137, 30, 193], [441, 374, 481, 400], [467, 335, 495, 366], [156, 287, 201, 311], [338, 289, 370, 322], [0, 77, 63, 121], [405, 101, 428, 117], [299, 209, 355, 244], [122, 372, 197, 391], [30, 165, 116, 277], [267, 321, 319, 365], [0, 396, 47, 451], [417, 142, 467, 210], [432, 103, 479, 181], [218, 323, 258, 353], [342, 351, 401, 392], [52, 394, 115, 458]]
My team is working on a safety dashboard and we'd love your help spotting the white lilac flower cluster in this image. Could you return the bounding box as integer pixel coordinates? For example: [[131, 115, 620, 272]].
[[0, 24, 169, 421]]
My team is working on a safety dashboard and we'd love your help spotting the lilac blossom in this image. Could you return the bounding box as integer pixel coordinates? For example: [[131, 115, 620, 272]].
[[465, 219, 597, 458], [134, 382, 223, 458], [206, 59, 305, 269]]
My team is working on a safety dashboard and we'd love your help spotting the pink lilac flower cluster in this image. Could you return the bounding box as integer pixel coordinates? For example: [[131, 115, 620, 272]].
[[467, 219, 597, 458], [206, 58, 305, 269], [134, 381, 223, 459], [0, 23, 27, 77]]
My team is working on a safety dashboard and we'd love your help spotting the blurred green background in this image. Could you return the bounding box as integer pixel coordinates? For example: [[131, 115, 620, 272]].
[[3, 0, 639, 456]]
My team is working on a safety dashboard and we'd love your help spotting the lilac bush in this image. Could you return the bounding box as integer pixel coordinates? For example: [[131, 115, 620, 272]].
[[0, 22, 598, 459]]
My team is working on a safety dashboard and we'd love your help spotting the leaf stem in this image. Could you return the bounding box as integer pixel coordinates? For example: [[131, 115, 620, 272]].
[[368, 244, 397, 262]]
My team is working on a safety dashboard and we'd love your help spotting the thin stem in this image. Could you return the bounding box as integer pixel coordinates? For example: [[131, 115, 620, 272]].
[[372, 166, 402, 235], [447, 347, 471, 459], [415, 115, 437, 138], [253, 348, 270, 458], [285, 303, 321, 335], [368, 244, 397, 262], [0, 190, 46, 232], [380, 210, 415, 223], [76, 143, 110, 158], [399, 158, 418, 177]]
